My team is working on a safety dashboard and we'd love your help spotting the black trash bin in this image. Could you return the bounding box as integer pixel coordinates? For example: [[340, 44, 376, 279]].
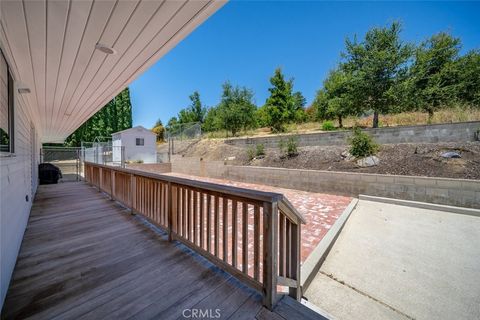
[[39, 163, 63, 184]]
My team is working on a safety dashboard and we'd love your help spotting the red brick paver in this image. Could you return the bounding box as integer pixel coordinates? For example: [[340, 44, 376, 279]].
[[165, 173, 352, 263]]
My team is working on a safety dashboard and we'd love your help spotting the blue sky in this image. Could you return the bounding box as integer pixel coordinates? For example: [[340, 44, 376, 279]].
[[129, 1, 480, 128]]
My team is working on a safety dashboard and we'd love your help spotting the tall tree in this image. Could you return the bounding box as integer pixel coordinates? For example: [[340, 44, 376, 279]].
[[151, 118, 165, 142], [292, 91, 308, 123], [64, 88, 132, 146], [454, 49, 480, 108], [314, 68, 358, 128], [217, 82, 257, 136], [410, 32, 461, 120], [264, 68, 298, 132], [342, 22, 413, 128], [178, 91, 206, 124], [202, 106, 221, 132]]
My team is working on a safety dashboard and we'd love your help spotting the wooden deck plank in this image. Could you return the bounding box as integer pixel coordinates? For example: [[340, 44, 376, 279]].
[[1, 182, 326, 320]]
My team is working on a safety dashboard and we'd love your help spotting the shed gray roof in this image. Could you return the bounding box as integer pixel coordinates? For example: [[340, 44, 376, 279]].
[[112, 126, 155, 136]]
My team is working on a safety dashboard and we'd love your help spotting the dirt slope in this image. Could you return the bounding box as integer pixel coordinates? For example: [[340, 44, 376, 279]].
[[168, 138, 480, 180]]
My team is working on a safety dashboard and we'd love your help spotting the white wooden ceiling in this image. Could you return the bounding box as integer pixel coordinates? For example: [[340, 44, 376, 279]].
[[0, 0, 225, 142]]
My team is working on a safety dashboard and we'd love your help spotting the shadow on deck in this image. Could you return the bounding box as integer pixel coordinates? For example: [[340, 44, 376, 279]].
[[2, 182, 325, 320]]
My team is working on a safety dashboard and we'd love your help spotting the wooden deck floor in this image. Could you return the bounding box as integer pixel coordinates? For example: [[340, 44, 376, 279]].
[[2, 182, 326, 320]]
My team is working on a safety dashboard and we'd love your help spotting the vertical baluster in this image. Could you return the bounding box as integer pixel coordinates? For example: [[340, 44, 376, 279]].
[[207, 194, 212, 253], [111, 171, 115, 201], [223, 197, 228, 262], [279, 214, 286, 277], [98, 167, 102, 192], [158, 182, 166, 226], [214, 196, 220, 257], [286, 219, 291, 278], [187, 189, 192, 241], [167, 181, 173, 242], [182, 188, 187, 238], [153, 181, 160, 225], [193, 191, 198, 245], [254, 205, 260, 281], [177, 185, 181, 234], [200, 193, 204, 249], [232, 200, 238, 268], [130, 174, 136, 214], [242, 202, 248, 274]]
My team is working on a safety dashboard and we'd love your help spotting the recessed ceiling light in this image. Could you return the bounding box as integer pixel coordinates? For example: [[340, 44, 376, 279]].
[[17, 82, 30, 94], [95, 43, 117, 55]]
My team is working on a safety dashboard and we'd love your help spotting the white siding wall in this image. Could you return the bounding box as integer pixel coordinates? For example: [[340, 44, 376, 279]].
[[0, 77, 40, 306], [122, 131, 156, 164]]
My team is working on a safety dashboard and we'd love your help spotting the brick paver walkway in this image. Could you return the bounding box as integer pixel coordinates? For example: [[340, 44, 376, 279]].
[[165, 173, 352, 263]]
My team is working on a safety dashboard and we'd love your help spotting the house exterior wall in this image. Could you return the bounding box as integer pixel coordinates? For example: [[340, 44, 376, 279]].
[[0, 78, 40, 306]]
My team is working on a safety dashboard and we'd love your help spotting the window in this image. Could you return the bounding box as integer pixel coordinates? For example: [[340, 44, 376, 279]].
[[0, 49, 14, 153], [135, 138, 144, 146]]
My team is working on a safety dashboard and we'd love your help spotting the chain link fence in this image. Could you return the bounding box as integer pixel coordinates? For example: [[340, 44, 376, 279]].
[[40, 147, 81, 182], [165, 122, 202, 157], [81, 141, 125, 167]]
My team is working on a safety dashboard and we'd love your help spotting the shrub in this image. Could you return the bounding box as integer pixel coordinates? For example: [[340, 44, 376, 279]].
[[256, 144, 265, 157], [321, 120, 335, 131], [348, 127, 379, 158], [279, 136, 298, 157], [247, 146, 255, 160]]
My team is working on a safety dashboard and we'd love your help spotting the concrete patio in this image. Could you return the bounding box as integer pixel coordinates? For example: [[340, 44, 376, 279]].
[[305, 199, 480, 320]]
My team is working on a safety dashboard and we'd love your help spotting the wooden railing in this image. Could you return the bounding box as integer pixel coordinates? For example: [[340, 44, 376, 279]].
[[84, 162, 305, 309]]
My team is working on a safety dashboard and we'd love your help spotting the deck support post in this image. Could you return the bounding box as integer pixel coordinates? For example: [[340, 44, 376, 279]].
[[263, 201, 278, 310]]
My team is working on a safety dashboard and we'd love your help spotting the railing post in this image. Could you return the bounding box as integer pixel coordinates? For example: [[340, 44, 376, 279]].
[[130, 173, 136, 214], [167, 182, 173, 242], [263, 201, 278, 310], [289, 220, 302, 300]]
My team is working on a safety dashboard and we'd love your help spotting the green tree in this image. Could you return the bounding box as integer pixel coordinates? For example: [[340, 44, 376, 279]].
[[64, 88, 132, 146], [166, 117, 178, 129], [314, 68, 358, 128], [202, 106, 221, 132], [292, 91, 308, 123], [178, 91, 206, 124], [152, 118, 165, 142], [342, 22, 413, 128], [455, 49, 480, 107], [217, 82, 257, 136], [254, 105, 270, 128], [410, 32, 461, 120], [264, 68, 299, 132]]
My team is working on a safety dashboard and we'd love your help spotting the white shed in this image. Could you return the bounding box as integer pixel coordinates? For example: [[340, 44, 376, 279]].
[[112, 126, 156, 164]]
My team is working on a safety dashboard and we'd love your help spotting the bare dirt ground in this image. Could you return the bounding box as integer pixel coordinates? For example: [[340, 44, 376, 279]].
[[172, 139, 480, 180], [253, 142, 480, 180]]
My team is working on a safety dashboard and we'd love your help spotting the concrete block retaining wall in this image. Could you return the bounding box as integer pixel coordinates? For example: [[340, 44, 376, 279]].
[[126, 163, 172, 173], [168, 157, 480, 209], [224, 121, 480, 148], [222, 166, 480, 209]]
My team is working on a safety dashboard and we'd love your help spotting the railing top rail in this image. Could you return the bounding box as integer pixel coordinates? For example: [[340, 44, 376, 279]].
[[279, 198, 306, 224], [85, 161, 287, 204]]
